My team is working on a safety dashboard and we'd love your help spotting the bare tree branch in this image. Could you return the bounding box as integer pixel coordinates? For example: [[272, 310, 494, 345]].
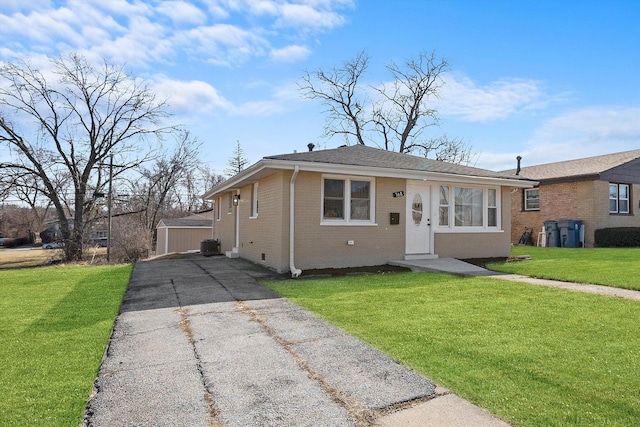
[[300, 50, 474, 164], [0, 52, 178, 260]]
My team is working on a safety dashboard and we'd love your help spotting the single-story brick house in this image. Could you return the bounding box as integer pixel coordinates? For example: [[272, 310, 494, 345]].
[[203, 145, 535, 276], [505, 149, 640, 247], [155, 210, 213, 256]]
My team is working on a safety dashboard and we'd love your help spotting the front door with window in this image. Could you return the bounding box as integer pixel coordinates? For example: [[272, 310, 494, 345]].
[[405, 180, 433, 259]]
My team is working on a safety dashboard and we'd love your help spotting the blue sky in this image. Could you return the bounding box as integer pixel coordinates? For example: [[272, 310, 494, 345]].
[[1, 0, 639, 173]]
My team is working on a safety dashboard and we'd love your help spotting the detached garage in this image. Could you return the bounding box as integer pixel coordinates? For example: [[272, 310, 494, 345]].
[[155, 212, 213, 256]]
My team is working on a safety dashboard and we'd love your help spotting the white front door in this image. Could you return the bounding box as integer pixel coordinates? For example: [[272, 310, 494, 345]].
[[405, 180, 433, 259]]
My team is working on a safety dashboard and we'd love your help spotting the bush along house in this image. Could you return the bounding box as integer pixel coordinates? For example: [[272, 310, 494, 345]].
[[204, 145, 535, 277], [506, 149, 640, 248]]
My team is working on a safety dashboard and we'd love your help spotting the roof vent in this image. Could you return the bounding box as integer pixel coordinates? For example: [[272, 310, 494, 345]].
[[516, 156, 522, 175], [307, 143, 315, 152]]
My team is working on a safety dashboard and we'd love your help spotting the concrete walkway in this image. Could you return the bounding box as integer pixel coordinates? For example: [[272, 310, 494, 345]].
[[394, 257, 640, 301], [84, 255, 509, 427]]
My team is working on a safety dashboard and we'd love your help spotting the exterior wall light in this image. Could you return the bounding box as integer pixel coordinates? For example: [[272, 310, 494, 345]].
[[233, 194, 240, 206]]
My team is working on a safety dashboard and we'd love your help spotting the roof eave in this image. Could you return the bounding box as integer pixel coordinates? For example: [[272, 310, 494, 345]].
[[203, 158, 537, 199]]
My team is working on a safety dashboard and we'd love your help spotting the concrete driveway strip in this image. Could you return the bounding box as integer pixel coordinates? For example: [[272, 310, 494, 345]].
[[85, 255, 506, 426]]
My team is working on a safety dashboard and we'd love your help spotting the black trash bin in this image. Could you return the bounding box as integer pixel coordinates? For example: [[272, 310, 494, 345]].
[[201, 239, 220, 257], [544, 220, 560, 247], [557, 219, 583, 248]]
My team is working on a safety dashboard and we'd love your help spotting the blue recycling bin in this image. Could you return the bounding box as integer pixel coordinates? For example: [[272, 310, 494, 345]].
[[557, 219, 583, 248], [544, 220, 560, 247]]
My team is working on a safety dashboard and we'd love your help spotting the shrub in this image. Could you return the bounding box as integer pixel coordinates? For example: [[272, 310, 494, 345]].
[[109, 217, 152, 263], [594, 227, 640, 247]]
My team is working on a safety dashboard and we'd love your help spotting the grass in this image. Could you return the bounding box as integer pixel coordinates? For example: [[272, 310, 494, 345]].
[[0, 264, 131, 426], [0, 246, 107, 269], [487, 246, 640, 290], [266, 272, 640, 427]]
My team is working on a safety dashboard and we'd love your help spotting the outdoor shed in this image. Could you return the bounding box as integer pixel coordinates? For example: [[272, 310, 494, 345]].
[[155, 211, 213, 255], [203, 145, 535, 276]]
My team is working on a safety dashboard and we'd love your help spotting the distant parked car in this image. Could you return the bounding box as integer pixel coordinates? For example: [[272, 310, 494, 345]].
[[43, 241, 64, 249]]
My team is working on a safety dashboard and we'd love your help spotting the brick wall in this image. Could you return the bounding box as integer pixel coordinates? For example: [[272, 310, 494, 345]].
[[510, 179, 640, 248]]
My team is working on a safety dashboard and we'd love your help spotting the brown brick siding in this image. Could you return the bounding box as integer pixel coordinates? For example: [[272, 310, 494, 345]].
[[510, 180, 640, 248]]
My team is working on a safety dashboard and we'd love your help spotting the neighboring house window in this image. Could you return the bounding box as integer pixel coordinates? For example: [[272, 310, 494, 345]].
[[524, 188, 540, 211], [439, 186, 449, 226], [438, 185, 499, 228], [251, 183, 259, 218], [322, 176, 375, 224], [609, 183, 630, 214], [217, 197, 221, 221], [228, 193, 233, 214]]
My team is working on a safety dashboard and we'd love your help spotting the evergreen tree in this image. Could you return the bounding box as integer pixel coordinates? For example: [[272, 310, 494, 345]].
[[224, 141, 250, 176]]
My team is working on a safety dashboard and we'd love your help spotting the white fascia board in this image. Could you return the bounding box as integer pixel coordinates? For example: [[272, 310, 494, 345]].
[[202, 159, 536, 199], [202, 162, 266, 199], [267, 160, 538, 188]]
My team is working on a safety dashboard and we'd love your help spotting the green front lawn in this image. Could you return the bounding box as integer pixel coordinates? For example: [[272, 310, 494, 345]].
[[487, 246, 640, 290], [267, 273, 640, 427], [0, 264, 131, 426]]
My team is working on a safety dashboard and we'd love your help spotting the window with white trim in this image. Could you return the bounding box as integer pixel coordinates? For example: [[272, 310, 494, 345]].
[[609, 183, 630, 214], [251, 183, 259, 218], [227, 193, 233, 214], [524, 188, 540, 211], [488, 188, 498, 227], [438, 185, 500, 228], [439, 186, 449, 226], [322, 176, 375, 224]]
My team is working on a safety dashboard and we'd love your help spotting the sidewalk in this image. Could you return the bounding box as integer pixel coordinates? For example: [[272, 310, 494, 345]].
[[84, 255, 509, 427]]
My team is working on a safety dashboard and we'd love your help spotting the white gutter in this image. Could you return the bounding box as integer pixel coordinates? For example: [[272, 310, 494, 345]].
[[234, 190, 240, 250], [289, 165, 302, 278]]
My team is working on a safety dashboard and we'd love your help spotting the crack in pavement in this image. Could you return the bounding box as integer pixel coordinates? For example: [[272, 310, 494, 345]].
[[172, 279, 223, 427], [235, 301, 375, 427]]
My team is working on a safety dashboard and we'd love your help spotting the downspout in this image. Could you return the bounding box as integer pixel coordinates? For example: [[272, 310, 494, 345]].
[[234, 190, 240, 251], [289, 166, 302, 278]]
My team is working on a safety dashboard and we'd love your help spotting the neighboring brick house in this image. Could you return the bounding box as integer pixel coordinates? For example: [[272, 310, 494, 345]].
[[505, 149, 640, 247]]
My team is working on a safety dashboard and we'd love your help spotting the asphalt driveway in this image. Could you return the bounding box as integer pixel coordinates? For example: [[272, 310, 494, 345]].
[[84, 254, 509, 426]]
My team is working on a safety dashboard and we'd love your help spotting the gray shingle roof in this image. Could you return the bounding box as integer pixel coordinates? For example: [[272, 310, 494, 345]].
[[266, 145, 525, 180], [160, 218, 211, 227], [503, 149, 640, 180]]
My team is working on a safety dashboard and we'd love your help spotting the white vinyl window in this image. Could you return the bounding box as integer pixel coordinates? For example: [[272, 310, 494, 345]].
[[322, 176, 375, 224], [524, 188, 540, 211], [438, 185, 500, 229], [488, 188, 498, 227], [439, 186, 449, 226], [609, 183, 630, 214], [251, 183, 259, 218]]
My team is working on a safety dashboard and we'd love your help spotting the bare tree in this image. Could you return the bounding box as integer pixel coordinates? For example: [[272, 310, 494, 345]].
[[224, 140, 250, 176], [0, 53, 175, 260], [122, 131, 201, 231], [300, 50, 474, 163], [300, 50, 369, 145], [181, 165, 225, 212]]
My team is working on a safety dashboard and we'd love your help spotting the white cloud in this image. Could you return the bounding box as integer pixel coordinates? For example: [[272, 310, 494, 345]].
[[276, 2, 348, 30], [439, 73, 547, 122], [156, 1, 207, 25], [152, 76, 233, 113], [269, 44, 311, 62], [476, 106, 640, 170]]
